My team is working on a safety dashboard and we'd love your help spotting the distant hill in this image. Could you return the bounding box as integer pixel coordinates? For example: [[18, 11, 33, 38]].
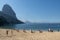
[[25, 21, 32, 24], [0, 4, 23, 25]]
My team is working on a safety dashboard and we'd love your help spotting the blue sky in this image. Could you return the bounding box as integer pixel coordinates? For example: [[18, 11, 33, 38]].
[[0, 0, 60, 23]]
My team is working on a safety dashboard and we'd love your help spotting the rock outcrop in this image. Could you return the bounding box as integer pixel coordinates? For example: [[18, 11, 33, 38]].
[[0, 4, 23, 25]]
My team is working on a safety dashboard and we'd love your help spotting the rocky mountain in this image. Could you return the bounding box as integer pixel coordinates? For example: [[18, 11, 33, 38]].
[[0, 4, 23, 25], [2, 4, 16, 18]]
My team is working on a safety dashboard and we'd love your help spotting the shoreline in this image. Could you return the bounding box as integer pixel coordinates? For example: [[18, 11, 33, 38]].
[[0, 28, 59, 32], [0, 29, 60, 40]]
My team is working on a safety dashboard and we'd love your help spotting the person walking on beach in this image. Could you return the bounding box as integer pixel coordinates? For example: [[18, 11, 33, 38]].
[[6, 30, 8, 36], [11, 30, 13, 36]]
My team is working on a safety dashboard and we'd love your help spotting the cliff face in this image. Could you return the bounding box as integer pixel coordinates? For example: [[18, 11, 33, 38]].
[[0, 4, 23, 25]]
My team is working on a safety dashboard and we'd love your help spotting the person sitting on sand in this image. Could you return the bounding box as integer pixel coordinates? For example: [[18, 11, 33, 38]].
[[58, 29, 59, 32], [39, 30, 43, 33], [13, 29, 19, 32], [23, 29, 26, 33], [16, 30, 19, 32], [31, 30, 35, 33]]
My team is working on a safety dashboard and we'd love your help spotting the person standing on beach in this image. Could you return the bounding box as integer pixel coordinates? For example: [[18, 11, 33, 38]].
[[11, 30, 13, 36], [48, 28, 51, 32], [6, 30, 8, 36]]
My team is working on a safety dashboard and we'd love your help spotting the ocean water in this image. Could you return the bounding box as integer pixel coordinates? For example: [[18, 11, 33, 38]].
[[15, 23, 60, 31], [0, 23, 60, 31]]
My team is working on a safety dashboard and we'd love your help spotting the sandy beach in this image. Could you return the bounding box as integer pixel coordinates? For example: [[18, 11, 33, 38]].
[[0, 29, 60, 40]]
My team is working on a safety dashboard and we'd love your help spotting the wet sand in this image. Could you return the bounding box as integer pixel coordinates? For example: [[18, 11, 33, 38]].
[[0, 29, 60, 40]]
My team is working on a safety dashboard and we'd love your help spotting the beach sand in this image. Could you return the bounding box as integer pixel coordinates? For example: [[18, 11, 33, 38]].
[[0, 29, 60, 40]]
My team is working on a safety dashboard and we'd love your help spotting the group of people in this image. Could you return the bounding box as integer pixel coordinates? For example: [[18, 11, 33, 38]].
[[48, 28, 59, 32], [48, 28, 53, 32], [6, 30, 13, 36], [6, 28, 60, 36]]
